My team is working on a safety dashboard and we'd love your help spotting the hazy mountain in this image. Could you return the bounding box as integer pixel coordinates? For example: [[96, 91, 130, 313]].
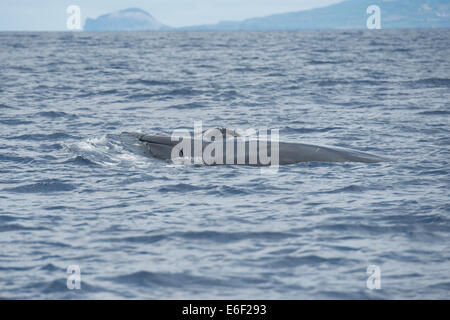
[[83, 1, 449, 32], [181, 0, 450, 30], [84, 8, 169, 31]]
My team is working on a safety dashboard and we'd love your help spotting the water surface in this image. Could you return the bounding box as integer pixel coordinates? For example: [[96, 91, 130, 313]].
[[0, 30, 449, 299]]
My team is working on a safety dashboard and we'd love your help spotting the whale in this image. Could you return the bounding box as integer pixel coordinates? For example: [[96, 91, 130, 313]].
[[121, 128, 389, 166]]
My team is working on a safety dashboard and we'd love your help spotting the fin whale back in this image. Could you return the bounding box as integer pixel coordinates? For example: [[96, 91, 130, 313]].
[[123, 131, 389, 165], [278, 142, 388, 164]]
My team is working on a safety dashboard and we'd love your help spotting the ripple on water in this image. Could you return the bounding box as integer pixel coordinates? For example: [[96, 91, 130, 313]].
[[3, 180, 76, 193]]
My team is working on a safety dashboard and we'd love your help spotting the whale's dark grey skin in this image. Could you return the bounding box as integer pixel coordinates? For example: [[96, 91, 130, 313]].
[[122, 130, 389, 165]]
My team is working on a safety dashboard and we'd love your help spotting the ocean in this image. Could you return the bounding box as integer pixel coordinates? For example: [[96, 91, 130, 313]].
[[0, 29, 449, 299]]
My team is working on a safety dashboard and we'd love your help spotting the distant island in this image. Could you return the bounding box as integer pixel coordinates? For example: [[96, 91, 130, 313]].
[[84, 0, 450, 31], [84, 8, 170, 31]]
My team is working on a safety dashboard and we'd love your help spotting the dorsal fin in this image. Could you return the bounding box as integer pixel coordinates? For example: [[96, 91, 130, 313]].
[[201, 128, 241, 139]]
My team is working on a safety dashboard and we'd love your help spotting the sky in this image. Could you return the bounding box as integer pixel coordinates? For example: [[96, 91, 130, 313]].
[[0, 0, 345, 31]]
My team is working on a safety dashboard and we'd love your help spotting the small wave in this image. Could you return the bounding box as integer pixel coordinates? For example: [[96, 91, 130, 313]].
[[44, 205, 71, 211], [125, 87, 203, 100], [0, 265, 34, 271], [158, 183, 210, 193], [40, 143, 63, 151], [197, 64, 217, 69], [108, 61, 130, 70], [392, 48, 411, 52], [0, 154, 34, 164], [308, 60, 342, 65], [0, 119, 33, 125], [231, 66, 256, 72], [408, 78, 450, 88], [126, 92, 157, 100], [62, 155, 99, 166], [10, 132, 75, 141], [121, 106, 150, 111], [126, 79, 179, 86], [427, 282, 450, 291], [95, 89, 120, 96], [35, 241, 72, 248], [417, 110, 450, 116], [266, 72, 285, 77], [265, 255, 356, 268], [0, 223, 49, 232], [368, 41, 389, 46], [318, 223, 410, 235], [10, 65, 32, 72], [284, 126, 343, 134], [167, 102, 206, 110], [107, 271, 233, 288], [315, 184, 386, 194], [98, 235, 166, 244], [313, 79, 387, 87], [3, 180, 76, 193], [175, 230, 295, 243], [0, 215, 21, 223], [35, 111, 78, 119], [217, 89, 244, 98], [313, 79, 346, 86], [40, 263, 63, 272], [418, 169, 448, 176], [164, 87, 204, 96], [215, 185, 251, 196], [0, 104, 15, 109]]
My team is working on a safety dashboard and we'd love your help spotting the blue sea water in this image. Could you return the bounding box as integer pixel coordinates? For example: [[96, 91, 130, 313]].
[[0, 30, 449, 299]]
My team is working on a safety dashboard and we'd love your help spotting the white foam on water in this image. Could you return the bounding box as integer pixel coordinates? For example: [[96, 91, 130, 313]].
[[64, 134, 154, 169]]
